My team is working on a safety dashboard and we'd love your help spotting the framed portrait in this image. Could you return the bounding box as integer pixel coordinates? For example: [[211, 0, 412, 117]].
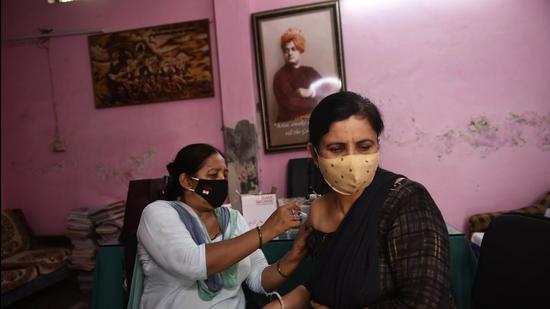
[[88, 19, 214, 108], [252, 1, 346, 152]]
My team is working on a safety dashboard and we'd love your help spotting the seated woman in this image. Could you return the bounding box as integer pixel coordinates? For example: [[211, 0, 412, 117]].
[[266, 91, 455, 308], [137, 143, 310, 308]]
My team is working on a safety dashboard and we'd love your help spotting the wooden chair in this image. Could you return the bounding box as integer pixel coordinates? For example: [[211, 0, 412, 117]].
[[118, 177, 167, 306]]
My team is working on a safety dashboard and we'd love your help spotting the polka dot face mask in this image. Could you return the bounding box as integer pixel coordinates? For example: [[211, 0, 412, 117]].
[[316, 152, 379, 195]]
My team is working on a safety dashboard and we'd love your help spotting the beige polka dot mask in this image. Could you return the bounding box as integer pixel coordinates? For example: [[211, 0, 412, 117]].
[[316, 152, 379, 195]]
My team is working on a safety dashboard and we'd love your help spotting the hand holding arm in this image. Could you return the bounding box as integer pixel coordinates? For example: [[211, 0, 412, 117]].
[[260, 221, 312, 291], [205, 203, 301, 276]]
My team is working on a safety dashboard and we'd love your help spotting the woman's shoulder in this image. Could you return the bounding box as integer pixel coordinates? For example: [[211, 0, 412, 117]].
[[384, 177, 439, 216], [141, 200, 180, 218], [390, 177, 429, 197], [137, 201, 186, 235], [144, 199, 177, 209], [380, 177, 448, 238], [308, 196, 331, 231]]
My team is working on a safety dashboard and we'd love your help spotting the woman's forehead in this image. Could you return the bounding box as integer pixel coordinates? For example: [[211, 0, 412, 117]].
[[199, 153, 226, 170], [322, 116, 376, 143]]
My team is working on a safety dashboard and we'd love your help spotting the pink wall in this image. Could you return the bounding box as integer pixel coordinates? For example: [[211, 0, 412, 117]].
[[2, 0, 550, 234], [249, 0, 550, 230], [334, 0, 550, 231], [1, 0, 224, 233]]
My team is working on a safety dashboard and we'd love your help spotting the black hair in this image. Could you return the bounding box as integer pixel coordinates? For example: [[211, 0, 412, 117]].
[[308, 91, 384, 150], [164, 143, 224, 200]]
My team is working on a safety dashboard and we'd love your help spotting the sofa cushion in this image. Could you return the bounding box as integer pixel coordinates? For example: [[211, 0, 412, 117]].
[[1, 265, 38, 294], [1, 248, 70, 275], [468, 191, 550, 234], [1, 210, 31, 259]]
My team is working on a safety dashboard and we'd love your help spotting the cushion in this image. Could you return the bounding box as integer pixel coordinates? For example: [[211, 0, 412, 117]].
[[1, 210, 31, 259], [513, 191, 550, 215], [468, 191, 550, 234], [468, 211, 505, 235], [1, 265, 38, 294], [1, 248, 70, 275]]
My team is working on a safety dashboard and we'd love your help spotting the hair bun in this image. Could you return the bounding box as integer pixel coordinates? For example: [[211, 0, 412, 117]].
[[166, 162, 176, 175]]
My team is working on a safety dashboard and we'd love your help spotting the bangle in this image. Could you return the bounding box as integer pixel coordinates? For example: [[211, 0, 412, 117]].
[[276, 260, 290, 278], [256, 226, 263, 249], [267, 291, 284, 309]]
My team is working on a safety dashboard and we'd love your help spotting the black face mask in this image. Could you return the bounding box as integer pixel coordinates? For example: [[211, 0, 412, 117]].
[[190, 177, 228, 209]]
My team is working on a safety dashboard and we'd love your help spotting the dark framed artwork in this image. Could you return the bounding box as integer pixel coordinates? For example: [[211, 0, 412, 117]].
[[252, 1, 346, 152], [88, 19, 214, 108]]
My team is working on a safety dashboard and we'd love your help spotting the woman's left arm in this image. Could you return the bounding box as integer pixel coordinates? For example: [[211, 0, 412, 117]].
[[247, 223, 311, 293], [262, 223, 311, 291], [370, 184, 453, 309]]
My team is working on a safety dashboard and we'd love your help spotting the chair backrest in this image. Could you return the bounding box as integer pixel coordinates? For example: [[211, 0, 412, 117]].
[[471, 213, 550, 309], [119, 177, 167, 303], [286, 158, 329, 198]]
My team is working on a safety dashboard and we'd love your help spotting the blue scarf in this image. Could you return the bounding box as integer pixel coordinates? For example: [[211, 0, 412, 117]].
[[169, 201, 239, 300]]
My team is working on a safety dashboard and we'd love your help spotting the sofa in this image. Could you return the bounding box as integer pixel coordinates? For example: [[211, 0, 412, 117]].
[[1, 209, 72, 307]]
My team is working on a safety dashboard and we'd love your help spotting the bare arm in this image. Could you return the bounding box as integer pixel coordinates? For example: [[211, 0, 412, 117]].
[[260, 223, 311, 291], [264, 285, 311, 309], [205, 203, 300, 276]]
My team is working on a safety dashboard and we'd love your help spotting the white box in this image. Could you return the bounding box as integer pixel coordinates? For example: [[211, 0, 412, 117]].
[[240, 193, 277, 228]]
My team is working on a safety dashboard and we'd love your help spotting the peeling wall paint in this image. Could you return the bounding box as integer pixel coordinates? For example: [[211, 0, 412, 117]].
[[223, 120, 260, 211], [31, 161, 73, 176], [462, 112, 549, 156], [434, 130, 460, 159], [387, 112, 550, 159], [461, 115, 501, 157], [94, 150, 156, 183]]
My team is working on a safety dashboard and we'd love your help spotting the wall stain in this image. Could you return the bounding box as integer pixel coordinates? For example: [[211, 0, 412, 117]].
[[461, 116, 501, 157], [384, 126, 428, 148], [533, 113, 550, 151], [223, 120, 259, 211], [94, 150, 156, 183], [434, 130, 459, 159], [31, 161, 77, 176], [388, 111, 550, 158]]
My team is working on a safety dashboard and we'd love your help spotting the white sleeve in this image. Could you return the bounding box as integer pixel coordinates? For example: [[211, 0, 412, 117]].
[[137, 201, 207, 280], [246, 247, 269, 294], [233, 212, 269, 294]]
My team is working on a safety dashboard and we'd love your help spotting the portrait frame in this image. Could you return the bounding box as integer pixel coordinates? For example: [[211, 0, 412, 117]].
[[252, 1, 346, 152], [88, 19, 214, 109]]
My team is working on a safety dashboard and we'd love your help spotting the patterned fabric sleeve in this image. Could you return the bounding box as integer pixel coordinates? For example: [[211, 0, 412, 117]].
[[371, 183, 455, 309]]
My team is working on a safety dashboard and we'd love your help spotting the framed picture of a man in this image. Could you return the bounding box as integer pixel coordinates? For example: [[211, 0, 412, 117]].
[[252, 1, 346, 152]]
